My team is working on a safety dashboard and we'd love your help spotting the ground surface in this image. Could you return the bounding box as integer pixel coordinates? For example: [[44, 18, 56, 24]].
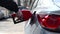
[[0, 18, 25, 34]]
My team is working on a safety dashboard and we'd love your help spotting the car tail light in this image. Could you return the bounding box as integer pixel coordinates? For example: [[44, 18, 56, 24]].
[[37, 14, 60, 29]]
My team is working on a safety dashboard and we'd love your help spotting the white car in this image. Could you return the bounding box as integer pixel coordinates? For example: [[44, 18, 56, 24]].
[[24, 0, 60, 34], [0, 8, 10, 20], [12, 0, 60, 34], [0, 10, 4, 20]]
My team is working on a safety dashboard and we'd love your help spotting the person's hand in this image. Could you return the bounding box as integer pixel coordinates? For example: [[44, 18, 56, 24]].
[[12, 9, 32, 21], [16, 9, 23, 20], [11, 11, 24, 24], [11, 9, 32, 24]]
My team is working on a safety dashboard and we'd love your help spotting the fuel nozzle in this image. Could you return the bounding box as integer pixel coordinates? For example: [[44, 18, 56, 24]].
[[11, 10, 32, 24]]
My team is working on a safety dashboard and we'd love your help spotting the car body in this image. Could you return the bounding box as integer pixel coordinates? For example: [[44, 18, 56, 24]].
[[0, 10, 4, 20], [24, 0, 60, 34], [0, 7, 10, 20], [12, 0, 60, 34]]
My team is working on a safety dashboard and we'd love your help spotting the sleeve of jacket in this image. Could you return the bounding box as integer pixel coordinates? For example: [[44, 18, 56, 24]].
[[0, 0, 18, 13]]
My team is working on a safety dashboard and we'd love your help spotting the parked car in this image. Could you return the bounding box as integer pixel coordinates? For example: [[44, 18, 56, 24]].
[[0, 8, 10, 20], [12, 0, 60, 34], [0, 10, 4, 20]]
